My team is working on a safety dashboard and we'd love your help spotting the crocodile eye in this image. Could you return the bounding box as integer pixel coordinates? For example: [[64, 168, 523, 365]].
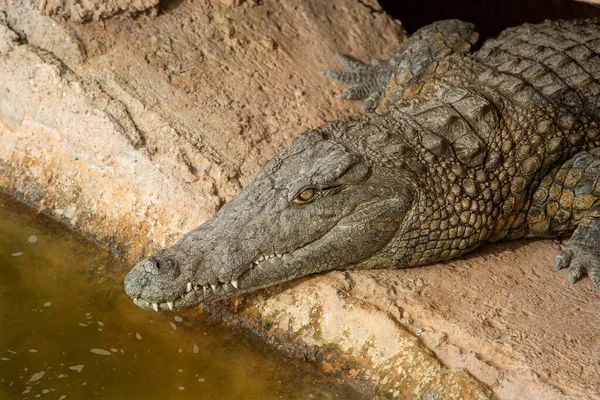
[[293, 187, 315, 203]]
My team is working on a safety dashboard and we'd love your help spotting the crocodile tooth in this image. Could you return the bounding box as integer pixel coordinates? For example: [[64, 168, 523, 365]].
[[254, 260, 260, 265], [186, 282, 192, 293], [210, 283, 217, 291], [194, 285, 200, 291], [276, 253, 282, 258], [231, 279, 238, 289], [152, 303, 159, 312], [203, 286, 209, 296], [167, 301, 174, 310], [265, 255, 271, 260]]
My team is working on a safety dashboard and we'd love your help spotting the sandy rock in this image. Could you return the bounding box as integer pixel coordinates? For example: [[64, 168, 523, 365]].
[[0, 0, 404, 259], [0, 0, 598, 398], [35, 0, 160, 22], [214, 238, 600, 399]]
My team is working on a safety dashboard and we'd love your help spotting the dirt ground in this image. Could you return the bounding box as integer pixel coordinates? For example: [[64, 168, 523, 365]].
[[0, 0, 599, 398]]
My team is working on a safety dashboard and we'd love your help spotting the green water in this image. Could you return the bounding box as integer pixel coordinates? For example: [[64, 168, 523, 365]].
[[0, 195, 366, 400]]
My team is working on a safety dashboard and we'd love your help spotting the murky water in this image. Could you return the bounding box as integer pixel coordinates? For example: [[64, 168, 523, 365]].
[[0, 194, 366, 400]]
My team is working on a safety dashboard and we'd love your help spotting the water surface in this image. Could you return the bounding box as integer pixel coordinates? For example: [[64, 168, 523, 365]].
[[0, 194, 366, 400]]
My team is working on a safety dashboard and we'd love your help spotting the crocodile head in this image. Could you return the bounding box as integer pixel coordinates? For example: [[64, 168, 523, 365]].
[[124, 120, 416, 311]]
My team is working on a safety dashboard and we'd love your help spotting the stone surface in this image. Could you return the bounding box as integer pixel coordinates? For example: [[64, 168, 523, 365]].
[[212, 239, 600, 399], [34, 0, 160, 22], [0, 1, 598, 399]]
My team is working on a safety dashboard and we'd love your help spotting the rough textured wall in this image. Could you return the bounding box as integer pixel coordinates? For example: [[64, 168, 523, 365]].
[[34, 0, 160, 22], [0, 1, 598, 398]]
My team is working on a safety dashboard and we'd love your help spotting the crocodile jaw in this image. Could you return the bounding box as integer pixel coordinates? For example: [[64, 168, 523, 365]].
[[124, 125, 415, 311], [126, 250, 301, 311]]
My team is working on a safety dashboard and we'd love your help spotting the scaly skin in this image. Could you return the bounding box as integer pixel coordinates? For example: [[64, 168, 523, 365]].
[[125, 19, 600, 312]]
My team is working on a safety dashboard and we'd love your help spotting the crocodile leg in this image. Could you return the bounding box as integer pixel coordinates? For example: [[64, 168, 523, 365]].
[[525, 149, 600, 290], [322, 54, 391, 110], [554, 204, 600, 289], [322, 19, 479, 110]]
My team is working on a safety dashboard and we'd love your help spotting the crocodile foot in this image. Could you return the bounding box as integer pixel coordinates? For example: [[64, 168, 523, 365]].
[[322, 53, 392, 110], [554, 203, 600, 290]]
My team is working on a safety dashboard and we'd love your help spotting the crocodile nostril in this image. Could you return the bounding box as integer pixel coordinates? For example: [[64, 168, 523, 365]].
[[143, 257, 176, 275], [143, 257, 162, 275]]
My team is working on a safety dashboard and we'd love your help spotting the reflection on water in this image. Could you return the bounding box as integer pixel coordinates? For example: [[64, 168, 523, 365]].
[[0, 194, 366, 400]]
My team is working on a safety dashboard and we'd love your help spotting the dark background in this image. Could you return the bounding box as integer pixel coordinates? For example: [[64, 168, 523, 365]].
[[379, 0, 600, 38]]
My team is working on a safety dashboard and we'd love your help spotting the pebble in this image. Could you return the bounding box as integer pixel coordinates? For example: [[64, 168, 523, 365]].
[[136, 333, 142, 340], [193, 344, 199, 354], [27, 371, 45, 383], [90, 349, 112, 356], [174, 316, 183, 323], [28, 235, 38, 243], [11, 252, 23, 257], [44, 302, 51, 307], [169, 322, 177, 330], [178, 386, 185, 391], [198, 378, 205, 383]]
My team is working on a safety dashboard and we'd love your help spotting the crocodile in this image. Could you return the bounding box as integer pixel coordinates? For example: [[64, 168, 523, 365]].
[[125, 19, 600, 312]]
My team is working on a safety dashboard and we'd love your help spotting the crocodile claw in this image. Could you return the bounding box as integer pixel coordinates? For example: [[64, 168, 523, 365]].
[[554, 204, 600, 290], [322, 53, 392, 110]]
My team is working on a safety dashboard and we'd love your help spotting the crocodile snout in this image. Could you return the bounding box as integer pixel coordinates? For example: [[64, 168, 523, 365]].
[[124, 264, 146, 299]]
